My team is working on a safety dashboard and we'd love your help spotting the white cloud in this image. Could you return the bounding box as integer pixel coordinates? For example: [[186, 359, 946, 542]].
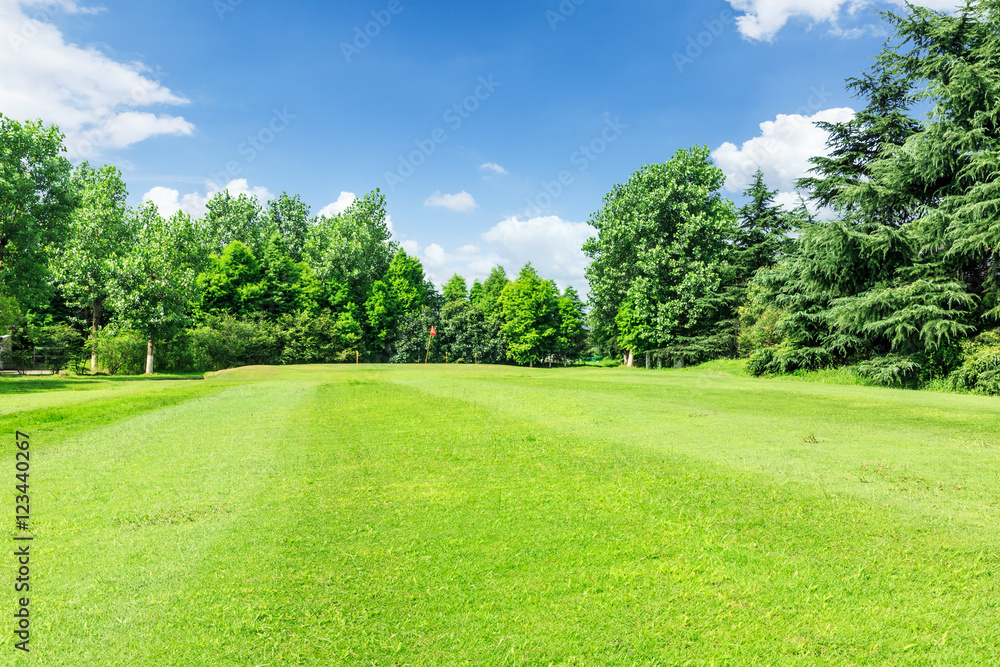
[[0, 0, 194, 157], [482, 216, 595, 289], [141, 179, 274, 219], [712, 107, 856, 196], [398, 215, 595, 294], [726, 0, 962, 42], [479, 162, 509, 176], [423, 191, 478, 213], [317, 191, 357, 218]]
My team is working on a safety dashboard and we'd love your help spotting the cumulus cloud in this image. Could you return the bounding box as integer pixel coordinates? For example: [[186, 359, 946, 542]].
[[141, 179, 274, 218], [423, 191, 477, 213], [317, 191, 357, 218], [406, 215, 595, 294], [712, 107, 856, 196], [0, 0, 194, 157], [726, 0, 962, 42], [479, 162, 509, 176]]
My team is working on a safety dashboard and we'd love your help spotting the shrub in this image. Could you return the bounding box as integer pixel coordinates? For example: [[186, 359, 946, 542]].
[[746, 342, 831, 376], [96, 329, 147, 375], [948, 330, 1000, 394], [188, 314, 284, 372], [855, 354, 922, 387]]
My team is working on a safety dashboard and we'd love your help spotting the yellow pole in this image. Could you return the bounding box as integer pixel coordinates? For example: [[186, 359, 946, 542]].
[[446, 351, 448, 364], [356, 350, 359, 365]]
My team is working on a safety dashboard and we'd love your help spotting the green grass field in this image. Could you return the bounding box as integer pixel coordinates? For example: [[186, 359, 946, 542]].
[[2, 364, 999, 665]]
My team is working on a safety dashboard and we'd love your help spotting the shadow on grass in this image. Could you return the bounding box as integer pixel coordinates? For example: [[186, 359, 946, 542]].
[[0, 373, 204, 395]]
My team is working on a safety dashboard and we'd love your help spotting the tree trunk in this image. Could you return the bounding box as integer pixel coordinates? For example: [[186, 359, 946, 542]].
[[626, 350, 634, 367], [90, 299, 103, 372], [145, 338, 154, 375], [646, 352, 651, 369]]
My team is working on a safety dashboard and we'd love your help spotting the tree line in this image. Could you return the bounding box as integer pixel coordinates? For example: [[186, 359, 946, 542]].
[[0, 135, 586, 373], [583, 2, 1000, 393], [6, 2, 1000, 392]]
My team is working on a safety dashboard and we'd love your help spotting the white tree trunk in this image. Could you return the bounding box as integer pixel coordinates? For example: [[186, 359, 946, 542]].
[[90, 300, 101, 372], [626, 350, 634, 367], [145, 339, 154, 375]]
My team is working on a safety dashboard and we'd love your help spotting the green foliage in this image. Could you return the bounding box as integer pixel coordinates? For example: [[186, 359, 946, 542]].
[[584, 146, 738, 365], [854, 354, 922, 387], [0, 114, 75, 310], [281, 309, 362, 365], [746, 342, 832, 377], [442, 274, 468, 303], [556, 286, 587, 358], [54, 162, 133, 368], [107, 203, 199, 372], [203, 190, 269, 256], [948, 329, 1000, 395], [266, 191, 311, 261], [365, 249, 432, 359], [187, 314, 285, 371], [304, 189, 396, 310], [95, 328, 148, 375], [499, 264, 560, 366], [0, 292, 21, 332], [197, 241, 267, 318]]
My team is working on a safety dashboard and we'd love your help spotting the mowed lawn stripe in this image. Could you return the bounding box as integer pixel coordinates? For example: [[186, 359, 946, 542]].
[[390, 366, 1000, 534], [97, 367, 998, 665], [4, 365, 999, 664], [13, 379, 319, 664]]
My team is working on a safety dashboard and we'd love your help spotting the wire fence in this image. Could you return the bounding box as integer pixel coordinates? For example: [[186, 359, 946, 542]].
[[0, 347, 72, 375]]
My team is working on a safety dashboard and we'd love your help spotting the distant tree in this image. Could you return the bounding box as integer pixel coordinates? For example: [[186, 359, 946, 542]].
[[0, 115, 74, 311], [197, 241, 267, 318], [584, 146, 738, 366], [54, 163, 133, 370], [442, 274, 468, 303], [203, 190, 269, 255], [499, 264, 560, 366], [366, 249, 431, 358], [304, 189, 397, 311], [108, 203, 198, 374], [266, 192, 311, 261], [471, 266, 510, 363], [734, 170, 796, 281], [556, 286, 588, 359]]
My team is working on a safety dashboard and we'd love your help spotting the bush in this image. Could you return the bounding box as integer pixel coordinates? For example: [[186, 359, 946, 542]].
[[948, 330, 1000, 394], [855, 354, 922, 387], [746, 342, 831, 376], [188, 314, 284, 372], [280, 309, 361, 365], [96, 329, 147, 375]]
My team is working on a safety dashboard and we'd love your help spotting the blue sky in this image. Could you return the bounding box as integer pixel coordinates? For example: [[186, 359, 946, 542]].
[[0, 0, 959, 291]]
